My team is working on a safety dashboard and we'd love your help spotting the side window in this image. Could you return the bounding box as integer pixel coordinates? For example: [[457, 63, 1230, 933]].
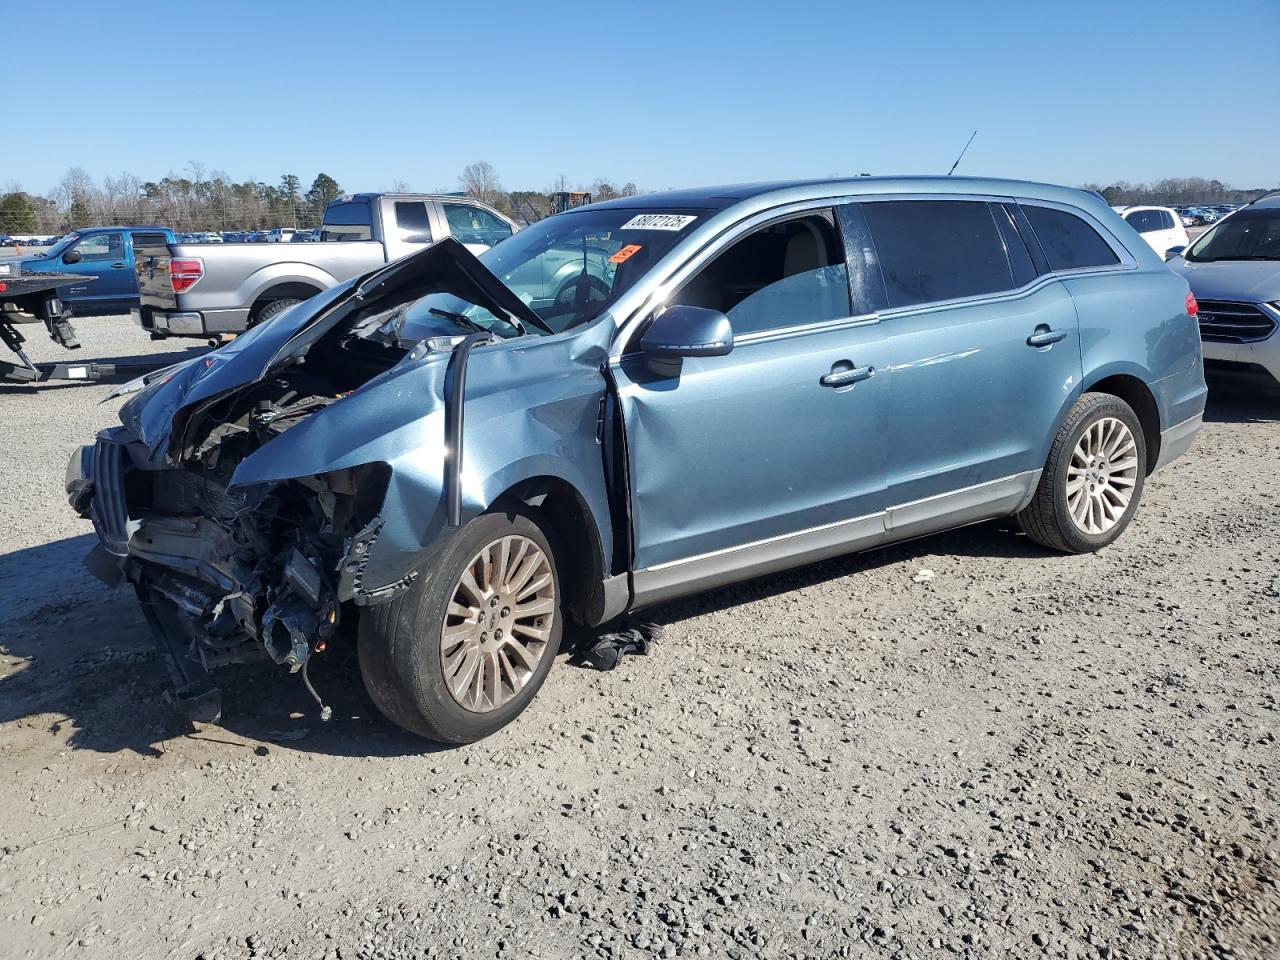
[[442, 203, 513, 246], [73, 233, 123, 261], [1159, 210, 1177, 230], [393, 201, 433, 244], [861, 200, 1015, 308], [676, 211, 851, 336], [1022, 205, 1120, 271]]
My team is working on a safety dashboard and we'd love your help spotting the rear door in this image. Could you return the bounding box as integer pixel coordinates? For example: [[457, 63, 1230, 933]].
[[612, 207, 891, 594], [861, 198, 1083, 528]]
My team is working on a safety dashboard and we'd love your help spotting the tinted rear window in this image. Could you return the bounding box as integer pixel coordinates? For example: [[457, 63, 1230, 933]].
[[1023, 205, 1119, 270], [861, 200, 1015, 308], [321, 201, 372, 241]]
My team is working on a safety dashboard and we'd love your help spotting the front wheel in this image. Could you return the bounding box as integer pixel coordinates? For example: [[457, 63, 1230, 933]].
[[1017, 392, 1148, 554], [358, 505, 563, 743]]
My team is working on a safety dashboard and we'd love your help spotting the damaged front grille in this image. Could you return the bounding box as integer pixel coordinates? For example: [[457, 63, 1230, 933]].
[[91, 438, 131, 555]]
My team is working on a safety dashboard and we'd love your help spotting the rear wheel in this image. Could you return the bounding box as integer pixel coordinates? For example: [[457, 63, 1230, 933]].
[[251, 297, 302, 327], [358, 505, 563, 743], [1017, 392, 1147, 553]]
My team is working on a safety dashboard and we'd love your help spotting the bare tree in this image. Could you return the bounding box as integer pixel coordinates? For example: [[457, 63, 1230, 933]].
[[459, 161, 505, 208]]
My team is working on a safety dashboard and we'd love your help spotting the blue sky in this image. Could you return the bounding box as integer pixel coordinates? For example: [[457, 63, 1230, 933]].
[[6, 0, 1278, 195]]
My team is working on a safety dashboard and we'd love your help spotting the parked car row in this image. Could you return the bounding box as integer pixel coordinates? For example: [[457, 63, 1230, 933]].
[[1173, 204, 1241, 227], [175, 228, 321, 244], [68, 176, 1210, 739]]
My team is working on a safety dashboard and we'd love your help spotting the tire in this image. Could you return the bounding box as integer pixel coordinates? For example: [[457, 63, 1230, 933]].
[[251, 297, 302, 327], [1017, 392, 1148, 554], [358, 504, 563, 743]]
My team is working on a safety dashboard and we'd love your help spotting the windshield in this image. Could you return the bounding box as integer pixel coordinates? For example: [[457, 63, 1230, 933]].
[[1186, 208, 1280, 262], [41, 233, 80, 259], [397, 207, 707, 342]]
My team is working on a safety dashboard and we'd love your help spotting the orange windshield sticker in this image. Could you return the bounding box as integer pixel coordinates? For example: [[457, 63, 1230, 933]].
[[608, 244, 643, 264]]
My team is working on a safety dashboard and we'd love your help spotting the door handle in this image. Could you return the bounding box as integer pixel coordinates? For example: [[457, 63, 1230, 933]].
[[1026, 326, 1067, 348], [110, 262, 127, 269], [820, 363, 875, 388]]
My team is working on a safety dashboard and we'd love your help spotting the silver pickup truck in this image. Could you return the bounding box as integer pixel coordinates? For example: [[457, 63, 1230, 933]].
[[133, 193, 518, 338]]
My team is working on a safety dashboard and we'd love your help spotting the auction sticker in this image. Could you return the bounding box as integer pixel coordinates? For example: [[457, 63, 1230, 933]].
[[608, 244, 644, 264], [619, 214, 698, 231]]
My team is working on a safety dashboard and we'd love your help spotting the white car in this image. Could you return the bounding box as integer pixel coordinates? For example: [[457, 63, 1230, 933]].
[[1112, 205, 1189, 259], [265, 228, 297, 243]]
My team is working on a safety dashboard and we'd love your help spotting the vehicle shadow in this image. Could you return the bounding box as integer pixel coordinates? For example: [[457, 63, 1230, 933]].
[[1202, 390, 1280, 424], [0, 344, 208, 394], [0, 519, 1042, 759]]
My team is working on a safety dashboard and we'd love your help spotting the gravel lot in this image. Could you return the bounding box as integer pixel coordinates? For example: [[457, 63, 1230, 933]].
[[1, 316, 1278, 960]]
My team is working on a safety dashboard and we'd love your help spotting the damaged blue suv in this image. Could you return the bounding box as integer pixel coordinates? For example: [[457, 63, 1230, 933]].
[[68, 178, 1207, 743]]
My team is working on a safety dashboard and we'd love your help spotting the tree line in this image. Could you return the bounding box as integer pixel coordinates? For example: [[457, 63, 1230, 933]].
[[6, 164, 1272, 236], [0, 166, 345, 235], [1078, 177, 1275, 207], [0, 161, 643, 236]]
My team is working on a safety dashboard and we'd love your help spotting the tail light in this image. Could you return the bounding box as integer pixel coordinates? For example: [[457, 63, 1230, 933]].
[[170, 258, 203, 294], [1185, 292, 1199, 317]]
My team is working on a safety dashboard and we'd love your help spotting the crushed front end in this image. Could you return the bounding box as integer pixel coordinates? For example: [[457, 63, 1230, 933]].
[[69, 398, 391, 722], [65, 239, 540, 723]]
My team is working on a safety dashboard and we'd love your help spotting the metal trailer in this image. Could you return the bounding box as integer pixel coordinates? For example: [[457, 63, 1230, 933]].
[[0, 268, 168, 384]]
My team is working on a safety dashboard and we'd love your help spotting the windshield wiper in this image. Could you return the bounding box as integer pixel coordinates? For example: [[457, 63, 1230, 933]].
[[429, 307, 502, 335]]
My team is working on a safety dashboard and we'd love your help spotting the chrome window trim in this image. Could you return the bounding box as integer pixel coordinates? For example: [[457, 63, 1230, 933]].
[[607, 192, 1133, 359]]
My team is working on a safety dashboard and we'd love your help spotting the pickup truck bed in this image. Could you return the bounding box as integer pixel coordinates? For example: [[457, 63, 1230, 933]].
[[134, 193, 518, 339]]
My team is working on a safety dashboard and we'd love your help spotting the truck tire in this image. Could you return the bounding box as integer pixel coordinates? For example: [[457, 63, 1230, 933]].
[[251, 297, 302, 327], [358, 503, 563, 743], [1017, 392, 1147, 554]]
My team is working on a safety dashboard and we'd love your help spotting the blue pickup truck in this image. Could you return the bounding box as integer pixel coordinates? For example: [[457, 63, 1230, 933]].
[[6, 226, 175, 316]]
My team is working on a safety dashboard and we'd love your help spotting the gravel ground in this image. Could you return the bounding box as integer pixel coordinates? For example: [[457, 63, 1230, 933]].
[[0, 317, 1277, 960]]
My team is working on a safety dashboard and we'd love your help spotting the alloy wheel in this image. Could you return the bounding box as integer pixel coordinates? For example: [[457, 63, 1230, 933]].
[[440, 535, 556, 713], [1066, 416, 1139, 535]]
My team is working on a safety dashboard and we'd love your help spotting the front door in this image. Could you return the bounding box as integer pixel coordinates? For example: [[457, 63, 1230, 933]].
[[62, 232, 132, 310], [612, 209, 891, 601]]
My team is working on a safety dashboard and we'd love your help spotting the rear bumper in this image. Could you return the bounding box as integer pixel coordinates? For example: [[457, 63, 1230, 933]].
[[133, 306, 250, 337]]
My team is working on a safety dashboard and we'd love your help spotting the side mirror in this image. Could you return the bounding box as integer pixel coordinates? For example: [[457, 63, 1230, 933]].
[[641, 305, 734, 365], [62, 249, 82, 264], [1164, 245, 1186, 261]]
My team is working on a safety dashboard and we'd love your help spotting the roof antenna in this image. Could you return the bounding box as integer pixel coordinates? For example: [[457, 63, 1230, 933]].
[[947, 130, 978, 176]]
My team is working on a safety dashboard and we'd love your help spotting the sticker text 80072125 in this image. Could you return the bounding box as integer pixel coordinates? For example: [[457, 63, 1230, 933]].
[[619, 214, 698, 231]]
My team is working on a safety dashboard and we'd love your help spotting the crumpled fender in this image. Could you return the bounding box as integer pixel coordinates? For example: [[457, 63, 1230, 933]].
[[229, 318, 618, 597]]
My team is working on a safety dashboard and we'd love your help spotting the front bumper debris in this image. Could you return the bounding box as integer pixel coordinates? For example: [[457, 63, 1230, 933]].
[[68, 426, 388, 722]]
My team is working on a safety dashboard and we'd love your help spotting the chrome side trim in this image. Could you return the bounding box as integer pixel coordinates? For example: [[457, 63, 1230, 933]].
[[632, 513, 886, 609], [1153, 413, 1203, 472], [885, 470, 1041, 540], [630, 470, 1042, 609]]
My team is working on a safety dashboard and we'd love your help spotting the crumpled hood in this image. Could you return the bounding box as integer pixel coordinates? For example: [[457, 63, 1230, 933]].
[[1170, 257, 1280, 304], [118, 238, 542, 459]]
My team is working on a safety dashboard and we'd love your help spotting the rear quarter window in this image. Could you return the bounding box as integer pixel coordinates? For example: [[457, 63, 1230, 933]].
[[1023, 205, 1120, 271]]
